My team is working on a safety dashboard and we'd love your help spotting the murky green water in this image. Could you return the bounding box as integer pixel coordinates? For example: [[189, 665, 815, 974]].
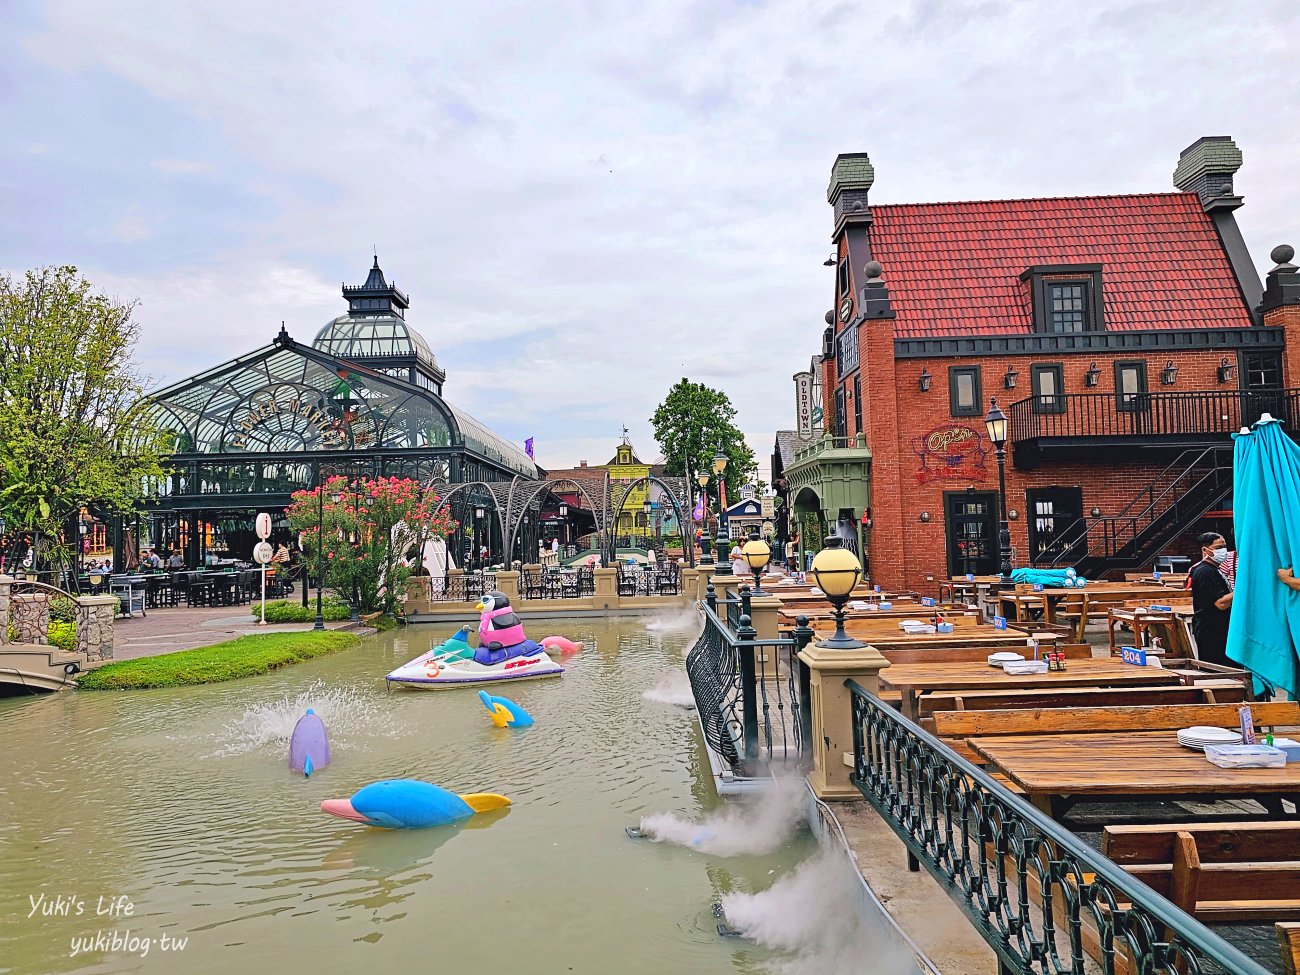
[[0, 616, 817, 974]]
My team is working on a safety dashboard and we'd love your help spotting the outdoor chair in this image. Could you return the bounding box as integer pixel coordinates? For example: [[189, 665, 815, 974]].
[[655, 566, 680, 595], [617, 568, 638, 597], [521, 570, 545, 599], [577, 567, 595, 596]]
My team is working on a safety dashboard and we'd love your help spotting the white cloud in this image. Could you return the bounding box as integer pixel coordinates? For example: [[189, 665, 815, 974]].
[[109, 210, 153, 243], [9, 0, 1300, 470]]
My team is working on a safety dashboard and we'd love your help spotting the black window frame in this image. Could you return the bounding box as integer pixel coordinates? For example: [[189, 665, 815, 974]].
[[948, 365, 982, 417], [1045, 281, 1091, 334], [1114, 359, 1148, 412], [837, 257, 850, 302], [1019, 264, 1105, 335], [1031, 363, 1066, 414], [853, 374, 862, 434]]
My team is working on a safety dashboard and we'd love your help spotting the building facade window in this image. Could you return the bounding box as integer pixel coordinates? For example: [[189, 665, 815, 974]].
[[1114, 359, 1148, 411], [1031, 363, 1065, 413], [836, 325, 860, 376], [853, 375, 862, 433], [1019, 264, 1104, 334], [837, 257, 850, 301], [1047, 282, 1089, 333], [948, 366, 982, 417]]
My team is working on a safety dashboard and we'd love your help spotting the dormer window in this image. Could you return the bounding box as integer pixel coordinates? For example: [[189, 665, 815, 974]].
[[1019, 264, 1104, 334]]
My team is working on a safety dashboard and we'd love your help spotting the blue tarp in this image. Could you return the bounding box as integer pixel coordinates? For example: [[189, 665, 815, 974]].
[[1010, 568, 1086, 587], [1225, 417, 1300, 697]]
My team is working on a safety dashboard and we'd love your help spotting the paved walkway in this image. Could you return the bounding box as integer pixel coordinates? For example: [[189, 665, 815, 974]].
[[110, 603, 365, 661]]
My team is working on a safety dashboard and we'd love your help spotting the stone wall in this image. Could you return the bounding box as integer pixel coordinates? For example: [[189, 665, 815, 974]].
[[76, 595, 117, 661]]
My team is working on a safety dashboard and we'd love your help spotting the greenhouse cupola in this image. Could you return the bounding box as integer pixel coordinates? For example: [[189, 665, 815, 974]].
[[312, 257, 445, 394]]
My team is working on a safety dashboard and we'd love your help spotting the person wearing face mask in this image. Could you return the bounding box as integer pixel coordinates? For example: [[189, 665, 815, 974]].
[[1190, 532, 1234, 666]]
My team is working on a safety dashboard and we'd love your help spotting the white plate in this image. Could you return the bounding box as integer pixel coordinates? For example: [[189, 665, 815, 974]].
[[1178, 726, 1241, 742]]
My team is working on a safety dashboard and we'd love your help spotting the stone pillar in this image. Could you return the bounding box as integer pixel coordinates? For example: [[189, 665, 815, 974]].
[[798, 643, 891, 800], [75, 595, 117, 661], [494, 570, 520, 601], [0, 574, 11, 644], [747, 593, 782, 642], [403, 577, 433, 615], [710, 574, 744, 602], [593, 567, 619, 609]]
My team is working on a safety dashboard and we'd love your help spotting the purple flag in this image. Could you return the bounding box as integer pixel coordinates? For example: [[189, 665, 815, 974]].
[[693, 493, 705, 522], [524, 437, 534, 458]]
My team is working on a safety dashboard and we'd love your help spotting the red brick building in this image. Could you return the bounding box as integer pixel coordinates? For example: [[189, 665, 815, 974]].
[[784, 136, 1300, 593]]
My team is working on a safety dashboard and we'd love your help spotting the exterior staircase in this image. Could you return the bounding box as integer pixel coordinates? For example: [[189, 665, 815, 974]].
[[1036, 445, 1234, 577]]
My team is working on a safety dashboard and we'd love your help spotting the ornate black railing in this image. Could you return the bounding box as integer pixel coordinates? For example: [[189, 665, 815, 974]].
[[848, 683, 1271, 975], [685, 585, 812, 777], [1008, 388, 1297, 446]]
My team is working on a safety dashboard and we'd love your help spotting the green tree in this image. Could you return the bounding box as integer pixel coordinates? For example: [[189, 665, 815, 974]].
[[651, 378, 756, 503], [0, 267, 168, 560], [285, 476, 457, 616]]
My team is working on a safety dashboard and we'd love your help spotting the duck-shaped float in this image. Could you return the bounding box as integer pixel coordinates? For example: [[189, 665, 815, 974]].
[[384, 592, 568, 689]]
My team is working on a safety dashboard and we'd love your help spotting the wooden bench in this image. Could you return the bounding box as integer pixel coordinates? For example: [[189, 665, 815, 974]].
[[917, 682, 1246, 720], [932, 701, 1300, 764], [1102, 822, 1300, 923]]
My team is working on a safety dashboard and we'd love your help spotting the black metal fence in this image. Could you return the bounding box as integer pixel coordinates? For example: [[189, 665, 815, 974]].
[[684, 585, 812, 777], [1008, 389, 1298, 445], [848, 683, 1271, 975]]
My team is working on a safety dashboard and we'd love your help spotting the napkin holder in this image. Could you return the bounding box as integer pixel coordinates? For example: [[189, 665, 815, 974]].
[[1204, 744, 1286, 769]]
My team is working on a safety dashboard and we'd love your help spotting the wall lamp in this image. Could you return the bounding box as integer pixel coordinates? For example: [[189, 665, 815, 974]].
[[823, 252, 837, 267], [1084, 361, 1101, 387], [1217, 357, 1236, 384], [919, 511, 931, 523], [918, 368, 932, 392], [1003, 364, 1019, 390], [1090, 507, 1102, 518], [1160, 361, 1179, 386], [1009, 509, 1019, 521]]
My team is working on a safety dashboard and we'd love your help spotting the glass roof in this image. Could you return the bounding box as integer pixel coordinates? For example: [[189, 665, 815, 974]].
[[135, 343, 535, 477], [313, 313, 443, 377]]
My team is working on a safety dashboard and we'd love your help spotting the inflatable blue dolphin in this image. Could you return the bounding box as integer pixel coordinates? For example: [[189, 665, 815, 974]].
[[478, 690, 534, 728], [320, 779, 510, 830]]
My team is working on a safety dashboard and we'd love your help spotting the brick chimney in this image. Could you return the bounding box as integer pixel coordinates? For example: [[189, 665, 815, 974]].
[[579, 460, 587, 467], [1173, 136, 1262, 317], [827, 152, 875, 231], [1173, 136, 1243, 212], [1263, 245, 1300, 385]]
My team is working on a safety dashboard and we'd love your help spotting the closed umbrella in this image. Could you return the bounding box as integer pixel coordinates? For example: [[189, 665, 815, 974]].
[[1225, 415, 1300, 696]]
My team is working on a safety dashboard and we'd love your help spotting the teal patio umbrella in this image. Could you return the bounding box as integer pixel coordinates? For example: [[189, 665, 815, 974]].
[[1225, 415, 1300, 697]]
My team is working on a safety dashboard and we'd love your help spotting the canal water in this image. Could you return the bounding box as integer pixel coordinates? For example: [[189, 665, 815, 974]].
[[0, 615, 872, 975]]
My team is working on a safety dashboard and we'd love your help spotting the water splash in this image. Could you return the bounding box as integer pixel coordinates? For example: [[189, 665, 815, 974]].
[[722, 848, 916, 975], [641, 671, 696, 709], [639, 776, 807, 856], [208, 681, 403, 756], [644, 607, 702, 634]]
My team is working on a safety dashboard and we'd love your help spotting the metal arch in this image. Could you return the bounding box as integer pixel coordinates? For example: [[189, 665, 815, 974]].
[[427, 480, 509, 558], [503, 476, 608, 566], [606, 474, 696, 568]]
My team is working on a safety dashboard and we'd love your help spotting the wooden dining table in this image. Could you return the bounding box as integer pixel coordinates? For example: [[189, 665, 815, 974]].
[[969, 730, 1300, 817], [879, 658, 1181, 721]]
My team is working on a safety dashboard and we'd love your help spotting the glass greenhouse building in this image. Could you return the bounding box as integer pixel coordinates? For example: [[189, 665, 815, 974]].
[[129, 259, 538, 566]]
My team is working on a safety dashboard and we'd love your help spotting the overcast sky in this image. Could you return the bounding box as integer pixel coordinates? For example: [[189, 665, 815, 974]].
[[3, 0, 1297, 481]]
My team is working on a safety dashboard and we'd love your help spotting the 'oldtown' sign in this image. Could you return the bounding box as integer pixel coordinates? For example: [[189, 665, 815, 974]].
[[911, 425, 988, 484]]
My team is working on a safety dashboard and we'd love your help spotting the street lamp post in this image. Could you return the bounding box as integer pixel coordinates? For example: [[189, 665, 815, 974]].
[[696, 472, 712, 565], [809, 536, 864, 648], [474, 506, 485, 571], [984, 398, 1013, 591], [712, 444, 732, 576], [741, 528, 771, 595]]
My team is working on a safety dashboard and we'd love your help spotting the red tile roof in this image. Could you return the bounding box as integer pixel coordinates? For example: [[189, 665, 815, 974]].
[[868, 192, 1252, 338]]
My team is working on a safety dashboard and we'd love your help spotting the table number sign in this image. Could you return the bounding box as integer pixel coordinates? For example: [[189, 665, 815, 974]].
[[965, 573, 975, 582], [1032, 583, 1044, 592], [993, 616, 1007, 630], [1153, 570, 1163, 580], [1149, 604, 1172, 612], [1120, 646, 1148, 667]]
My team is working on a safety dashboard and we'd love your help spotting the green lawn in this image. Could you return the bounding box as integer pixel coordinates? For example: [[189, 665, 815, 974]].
[[76, 631, 362, 690]]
